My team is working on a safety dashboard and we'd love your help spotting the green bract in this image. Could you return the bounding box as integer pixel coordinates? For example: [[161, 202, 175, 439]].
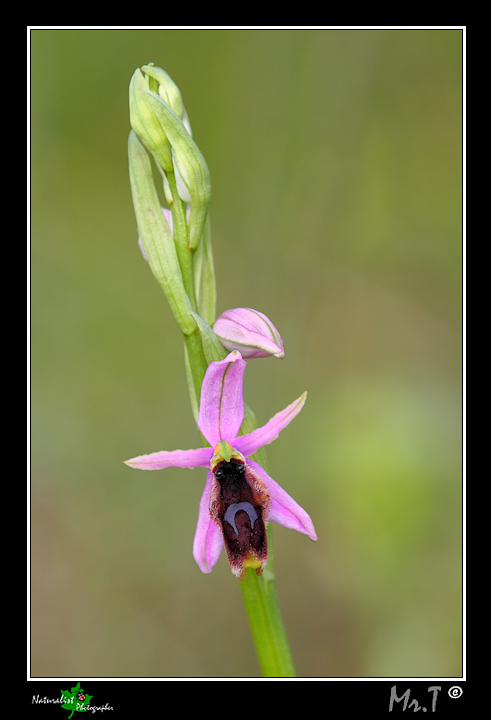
[[189, 311, 227, 364], [128, 130, 195, 336], [193, 214, 216, 326]]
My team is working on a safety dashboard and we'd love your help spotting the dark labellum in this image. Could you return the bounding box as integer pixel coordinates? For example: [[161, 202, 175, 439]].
[[210, 458, 270, 580]]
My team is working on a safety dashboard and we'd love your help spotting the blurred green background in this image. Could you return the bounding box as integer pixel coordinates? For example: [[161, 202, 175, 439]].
[[31, 28, 462, 678]]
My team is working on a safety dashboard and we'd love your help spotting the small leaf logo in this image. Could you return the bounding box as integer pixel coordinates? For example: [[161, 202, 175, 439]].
[[60, 682, 93, 718]]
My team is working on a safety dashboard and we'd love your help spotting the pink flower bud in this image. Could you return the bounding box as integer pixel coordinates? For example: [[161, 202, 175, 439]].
[[213, 308, 285, 359]]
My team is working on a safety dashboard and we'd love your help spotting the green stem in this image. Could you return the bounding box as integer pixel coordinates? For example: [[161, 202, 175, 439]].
[[238, 407, 296, 676], [183, 330, 208, 420], [239, 527, 296, 677], [166, 170, 198, 311]]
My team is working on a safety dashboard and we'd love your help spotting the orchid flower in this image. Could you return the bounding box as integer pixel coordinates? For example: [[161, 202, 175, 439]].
[[125, 351, 317, 580]]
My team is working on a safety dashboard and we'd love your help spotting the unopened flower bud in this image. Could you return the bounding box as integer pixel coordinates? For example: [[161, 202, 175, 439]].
[[129, 68, 173, 172], [213, 308, 285, 359], [141, 64, 185, 121]]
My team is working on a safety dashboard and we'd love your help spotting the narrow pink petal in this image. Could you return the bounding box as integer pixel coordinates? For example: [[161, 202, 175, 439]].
[[124, 446, 212, 470], [247, 459, 317, 541], [234, 391, 307, 458], [193, 471, 224, 573], [197, 351, 247, 446]]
